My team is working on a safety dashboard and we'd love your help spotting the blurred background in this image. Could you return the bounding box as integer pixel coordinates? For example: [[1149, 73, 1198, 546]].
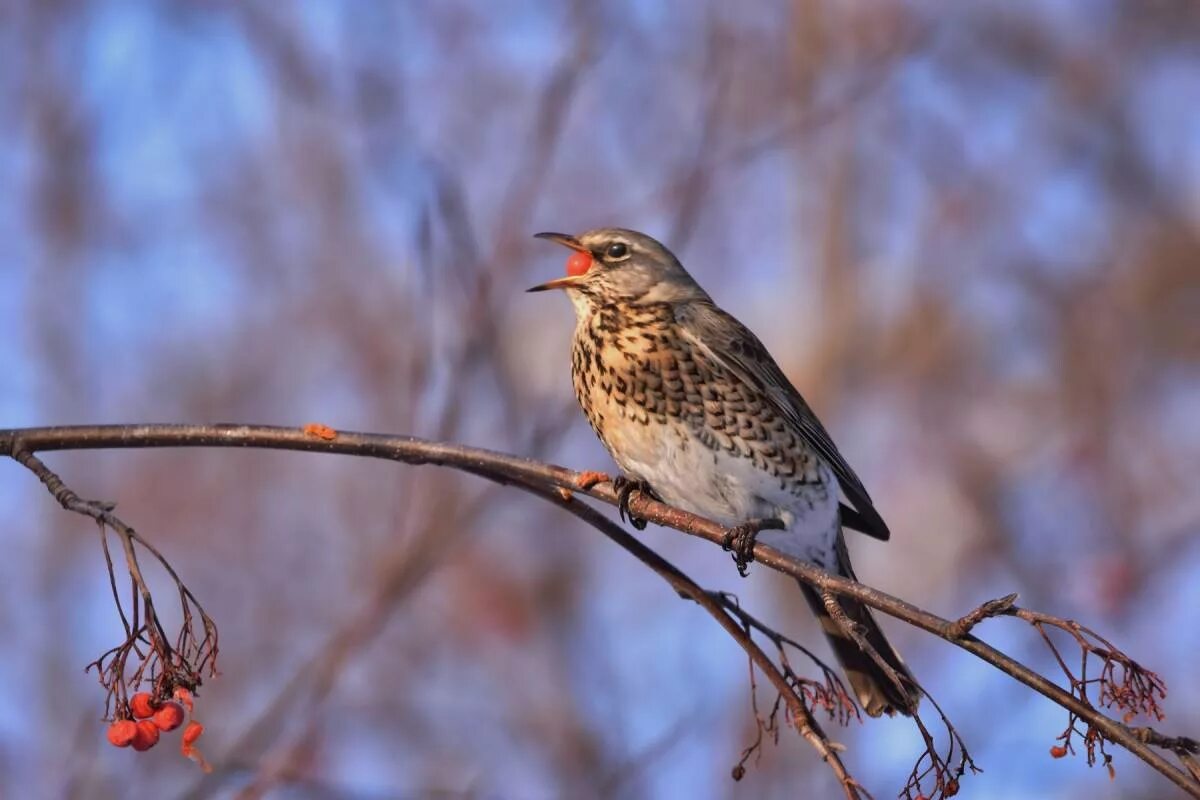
[[1, 1, 1198, 798]]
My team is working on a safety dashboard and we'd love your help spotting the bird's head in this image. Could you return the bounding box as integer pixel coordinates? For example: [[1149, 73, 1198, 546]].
[[527, 228, 709, 315]]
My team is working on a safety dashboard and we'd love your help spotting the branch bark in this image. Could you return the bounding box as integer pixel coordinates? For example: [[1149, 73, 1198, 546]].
[[2, 424, 1197, 798]]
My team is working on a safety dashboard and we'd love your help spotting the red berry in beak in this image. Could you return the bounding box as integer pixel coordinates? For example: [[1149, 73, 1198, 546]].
[[566, 251, 592, 277]]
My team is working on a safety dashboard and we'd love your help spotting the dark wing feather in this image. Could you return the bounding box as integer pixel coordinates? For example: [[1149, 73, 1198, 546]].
[[675, 301, 890, 541]]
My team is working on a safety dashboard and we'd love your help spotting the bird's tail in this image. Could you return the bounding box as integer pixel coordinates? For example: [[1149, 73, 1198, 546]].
[[797, 537, 920, 717]]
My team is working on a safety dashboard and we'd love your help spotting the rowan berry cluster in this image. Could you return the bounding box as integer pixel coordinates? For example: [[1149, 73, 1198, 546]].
[[105, 687, 209, 770]]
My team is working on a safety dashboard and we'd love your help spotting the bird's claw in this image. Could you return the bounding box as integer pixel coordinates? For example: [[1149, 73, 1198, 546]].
[[722, 522, 760, 577], [612, 476, 655, 531]]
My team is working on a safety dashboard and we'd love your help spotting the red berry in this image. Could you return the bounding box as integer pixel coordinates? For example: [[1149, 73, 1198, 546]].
[[131, 720, 161, 751], [565, 251, 592, 277], [107, 720, 138, 748], [1050, 745, 1068, 759], [129, 692, 158, 719], [182, 720, 204, 747], [153, 702, 185, 732]]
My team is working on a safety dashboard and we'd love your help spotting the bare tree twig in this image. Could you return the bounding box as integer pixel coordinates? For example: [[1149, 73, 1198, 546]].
[[2, 424, 1197, 798], [519, 479, 863, 798], [8, 444, 218, 722]]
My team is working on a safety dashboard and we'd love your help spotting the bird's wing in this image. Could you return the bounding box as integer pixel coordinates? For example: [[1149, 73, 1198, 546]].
[[674, 301, 890, 541]]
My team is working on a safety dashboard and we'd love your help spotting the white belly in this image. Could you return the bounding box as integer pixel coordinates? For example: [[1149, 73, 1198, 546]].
[[604, 412, 841, 567]]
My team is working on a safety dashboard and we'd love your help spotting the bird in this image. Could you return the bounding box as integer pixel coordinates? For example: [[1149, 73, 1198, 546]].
[[528, 227, 919, 717]]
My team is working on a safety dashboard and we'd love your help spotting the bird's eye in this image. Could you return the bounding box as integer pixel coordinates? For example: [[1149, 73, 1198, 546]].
[[605, 242, 629, 260]]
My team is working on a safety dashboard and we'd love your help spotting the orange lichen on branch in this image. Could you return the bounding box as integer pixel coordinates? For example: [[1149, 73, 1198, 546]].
[[574, 470, 611, 490], [302, 422, 338, 440]]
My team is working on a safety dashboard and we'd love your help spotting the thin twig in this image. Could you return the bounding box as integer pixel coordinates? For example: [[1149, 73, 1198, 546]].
[[523, 479, 863, 798], [8, 440, 218, 720]]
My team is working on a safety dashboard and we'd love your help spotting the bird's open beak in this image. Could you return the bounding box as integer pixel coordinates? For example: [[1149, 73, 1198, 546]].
[[527, 232, 589, 292], [533, 231, 589, 252], [526, 275, 582, 292]]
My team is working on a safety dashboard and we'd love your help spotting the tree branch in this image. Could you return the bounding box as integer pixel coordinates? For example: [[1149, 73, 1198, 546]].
[[2, 424, 1197, 798], [521, 478, 863, 798]]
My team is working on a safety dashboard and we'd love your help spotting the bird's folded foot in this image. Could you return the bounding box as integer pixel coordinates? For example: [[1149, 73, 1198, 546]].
[[574, 470, 613, 491], [612, 476, 657, 530], [722, 522, 761, 577]]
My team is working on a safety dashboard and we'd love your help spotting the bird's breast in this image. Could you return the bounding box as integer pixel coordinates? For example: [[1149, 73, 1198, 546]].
[[570, 304, 831, 530]]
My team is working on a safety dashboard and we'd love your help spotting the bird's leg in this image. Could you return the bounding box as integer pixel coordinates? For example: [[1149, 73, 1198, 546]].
[[723, 522, 763, 577], [612, 476, 657, 531], [722, 518, 785, 576]]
